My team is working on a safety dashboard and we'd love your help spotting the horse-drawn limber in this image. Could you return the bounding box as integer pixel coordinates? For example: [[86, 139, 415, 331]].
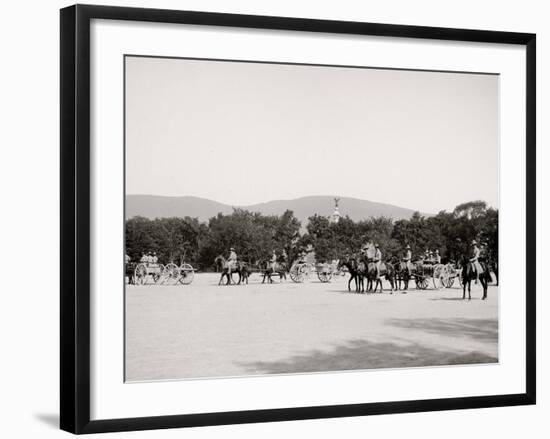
[[127, 261, 195, 285], [288, 261, 312, 283], [408, 262, 460, 290], [314, 261, 342, 283]]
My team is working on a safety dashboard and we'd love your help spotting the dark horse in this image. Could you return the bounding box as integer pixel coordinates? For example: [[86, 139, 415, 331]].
[[394, 258, 412, 292], [365, 258, 396, 293], [461, 256, 489, 300], [260, 260, 287, 284], [214, 255, 250, 285], [125, 262, 136, 285], [337, 255, 364, 293]]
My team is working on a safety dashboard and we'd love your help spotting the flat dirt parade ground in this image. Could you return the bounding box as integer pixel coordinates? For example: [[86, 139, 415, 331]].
[[125, 273, 498, 382]]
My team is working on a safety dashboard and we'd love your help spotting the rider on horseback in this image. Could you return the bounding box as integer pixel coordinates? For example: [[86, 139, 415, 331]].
[[470, 240, 483, 279], [227, 247, 237, 273], [402, 244, 413, 275], [374, 244, 382, 279], [270, 249, 277, 272]]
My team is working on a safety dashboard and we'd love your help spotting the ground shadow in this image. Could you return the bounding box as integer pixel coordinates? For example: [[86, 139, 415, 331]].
[[240, 336, 497, 375], [34, 413, 59, 429], [387, 317, 498, 344]]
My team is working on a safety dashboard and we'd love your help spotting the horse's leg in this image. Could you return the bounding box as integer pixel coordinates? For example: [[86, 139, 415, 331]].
[[468, 280, 471, 300], [462, 279, 466, 299], [348, 274, 353, 292], [482, 277, 488, 300]]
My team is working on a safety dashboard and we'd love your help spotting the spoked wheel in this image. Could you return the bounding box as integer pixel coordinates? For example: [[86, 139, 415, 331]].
[[179, 263, 195, 285], [415, 276, 429, 290], [317, 270, 333, 283], [289, 266, 305, 283], [134, 263, 148, 285], [151, 264, 164, 284], [440, 265, 454, 288], [442, 276, 455, 288], [162, 263, 180, 285]]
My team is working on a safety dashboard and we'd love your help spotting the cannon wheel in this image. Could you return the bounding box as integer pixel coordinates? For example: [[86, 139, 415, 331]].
[[151, 264, 164, 284], [440, 264, 454, 288], [415, 275, 429, 290], [134, 263, 148, 285], [179, 263, 195, 285], [289, 265, 305, 283], [317, 270, 333, 283], [163, 263, 180, 284]]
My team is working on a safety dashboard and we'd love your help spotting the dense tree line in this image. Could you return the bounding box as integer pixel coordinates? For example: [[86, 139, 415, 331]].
[[125, 200, 498, 270]]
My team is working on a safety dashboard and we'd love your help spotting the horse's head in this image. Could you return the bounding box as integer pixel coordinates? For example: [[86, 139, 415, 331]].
[[337, 257, 348, 270]]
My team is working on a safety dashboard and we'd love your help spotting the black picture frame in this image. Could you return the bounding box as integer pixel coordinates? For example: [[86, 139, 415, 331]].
[[60, 4, 536, 434]]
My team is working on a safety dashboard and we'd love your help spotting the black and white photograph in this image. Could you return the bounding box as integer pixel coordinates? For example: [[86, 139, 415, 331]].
[[124, 55, 500, 382]]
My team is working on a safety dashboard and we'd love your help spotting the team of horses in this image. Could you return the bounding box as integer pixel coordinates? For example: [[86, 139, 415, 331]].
[[338, 254, 493, 300], [214, 253, 494, 300]]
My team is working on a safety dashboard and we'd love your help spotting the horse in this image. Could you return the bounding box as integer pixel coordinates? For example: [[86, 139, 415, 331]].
[[461, 257, 489, 300], [260, 260, 287, 284], [395, 260, 412, 291], [214, 255, 250, 285], [125, 262, 137, 285], [337, 256, 364, 293], [365, 258, 396, 293]]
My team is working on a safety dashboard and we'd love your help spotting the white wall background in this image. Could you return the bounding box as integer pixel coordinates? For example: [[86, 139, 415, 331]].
[[0, 0, 545, 438]]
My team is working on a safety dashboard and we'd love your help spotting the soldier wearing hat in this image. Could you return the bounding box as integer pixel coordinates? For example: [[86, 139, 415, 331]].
[[470, 240, 483, 278], [434, 249, 441, 264], [270, 249, 278, 273], [152, 252, 158, 264], [373, 243, 382, 278], [403, 244, 413, 275], [227, 247, 237, 273]]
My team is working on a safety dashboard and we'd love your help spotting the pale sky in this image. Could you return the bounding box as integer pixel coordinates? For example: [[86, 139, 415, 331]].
[[125, 56, 498, 213]]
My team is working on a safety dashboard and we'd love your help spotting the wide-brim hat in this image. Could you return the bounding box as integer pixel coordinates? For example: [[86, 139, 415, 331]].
[[405, 245, 411, 249], [471, 240, 477, 245], [230, 247, 235, 251]]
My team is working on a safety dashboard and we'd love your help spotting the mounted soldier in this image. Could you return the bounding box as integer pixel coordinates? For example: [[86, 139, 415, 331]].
[[227, 247, 237, 273], [270, 249, 278, 273], [469, 240, 483, 278], [373, 244, 382, 278], [402, 244, 413, 275]]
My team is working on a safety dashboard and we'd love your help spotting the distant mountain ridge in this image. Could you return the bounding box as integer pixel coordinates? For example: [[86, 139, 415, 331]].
[[126, 195, 426, 225]]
